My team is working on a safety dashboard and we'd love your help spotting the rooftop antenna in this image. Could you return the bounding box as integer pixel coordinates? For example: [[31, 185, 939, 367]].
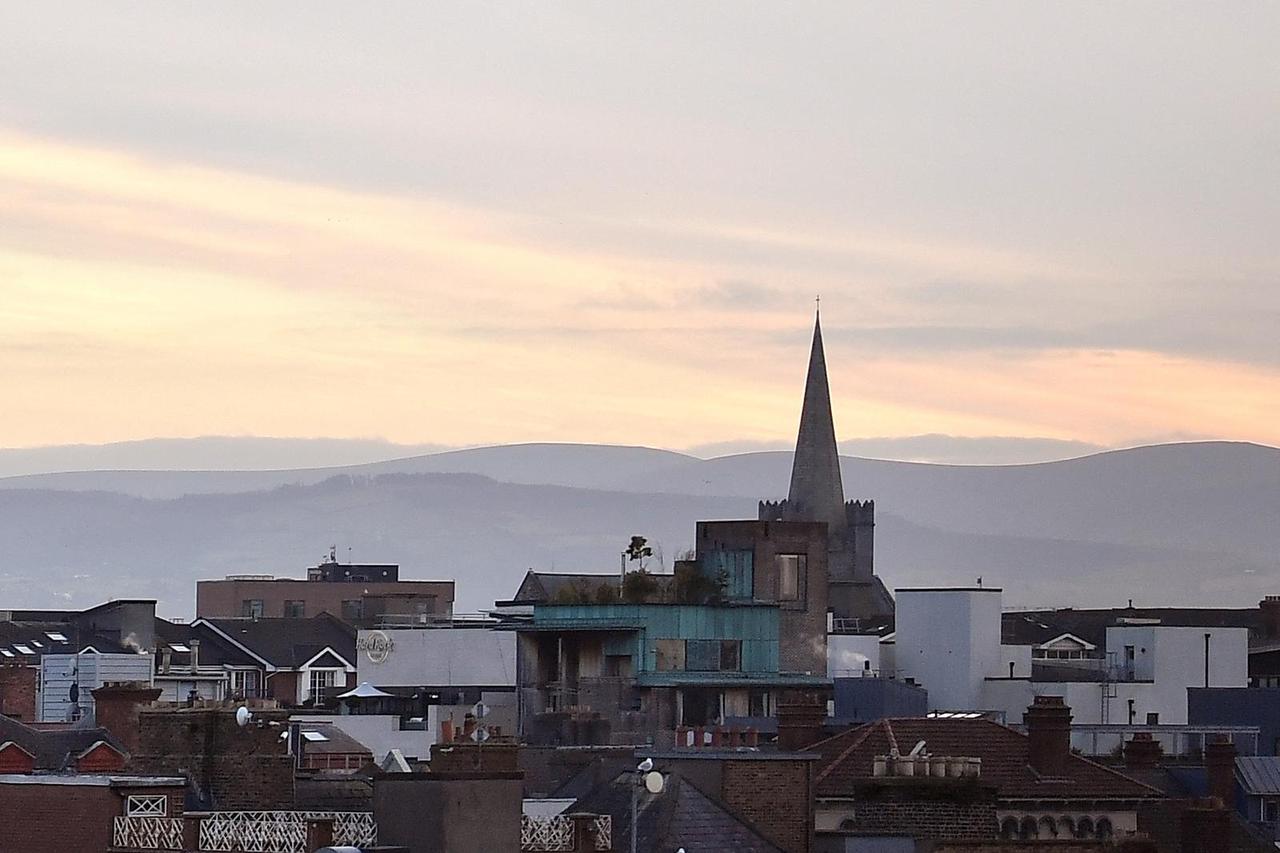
[[329, 544, 337, 563]]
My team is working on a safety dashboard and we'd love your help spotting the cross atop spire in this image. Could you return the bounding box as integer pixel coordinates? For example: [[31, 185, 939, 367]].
[[786, 308, 847, 538]]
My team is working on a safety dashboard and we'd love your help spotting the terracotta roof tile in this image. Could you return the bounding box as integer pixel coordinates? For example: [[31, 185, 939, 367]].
[[813, 717, 1163, 802]]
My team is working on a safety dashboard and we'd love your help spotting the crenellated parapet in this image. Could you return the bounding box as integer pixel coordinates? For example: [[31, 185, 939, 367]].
[[758, 499, 789, 522], [845, 499, 875, 527]]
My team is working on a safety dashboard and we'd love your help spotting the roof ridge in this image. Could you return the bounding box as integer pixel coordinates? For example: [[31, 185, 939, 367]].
[[815, 719, 884, 785], [675, 773, 784, 853]]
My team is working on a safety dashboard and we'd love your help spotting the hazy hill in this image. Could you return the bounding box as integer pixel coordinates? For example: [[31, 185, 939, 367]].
[[0, 441, 1274, 618]]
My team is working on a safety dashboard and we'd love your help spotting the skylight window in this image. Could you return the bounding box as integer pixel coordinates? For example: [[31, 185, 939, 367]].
[[302, 731, 329, 742], [0, 649, 13, 658], [31, 640, 43, 647], [46, 632, 67, 643], [169, 643, 191, 653], [13, 645, 33, 655]]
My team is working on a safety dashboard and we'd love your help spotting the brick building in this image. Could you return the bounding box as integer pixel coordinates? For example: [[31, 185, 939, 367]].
[[196, 556, 454, 626], [128, 704, 297, 810], [809, 698, 1164, 845], [0, 773, 186, 853]]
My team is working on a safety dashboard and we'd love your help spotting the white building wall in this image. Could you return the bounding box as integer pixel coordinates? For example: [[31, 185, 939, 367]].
[[896, 589, 1003, 711], [357, 627, 516, 688], [1107, 625, 1249, 725]]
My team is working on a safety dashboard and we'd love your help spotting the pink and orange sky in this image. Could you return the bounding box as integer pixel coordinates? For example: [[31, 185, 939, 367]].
[[2, 4, 1277, 459]]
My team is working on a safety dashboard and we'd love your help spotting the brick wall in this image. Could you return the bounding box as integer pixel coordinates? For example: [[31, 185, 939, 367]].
[[722, 759, 814, 853], [0, 664, 37, 720], [76, 742, 127, 773], [91, 683, 161, 754], [129, 707, 295, 809], [824, 779, 999, 842], [0, 780, 119, 853]]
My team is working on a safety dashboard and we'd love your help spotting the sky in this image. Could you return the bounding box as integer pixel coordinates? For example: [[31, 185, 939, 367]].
[[2, 3, 1278, 462]]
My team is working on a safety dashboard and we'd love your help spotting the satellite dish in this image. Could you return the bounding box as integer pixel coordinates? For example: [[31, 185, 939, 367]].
[[235, 706, 252, 728], [644, 771, 664, 794], [472, 701, 489, 720]]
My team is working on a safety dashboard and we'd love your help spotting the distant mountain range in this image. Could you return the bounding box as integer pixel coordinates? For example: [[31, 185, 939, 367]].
[[0, 440, 1275, 618]]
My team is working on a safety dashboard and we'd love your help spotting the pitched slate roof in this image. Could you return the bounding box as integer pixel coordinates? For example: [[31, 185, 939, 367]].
[[152, 618, 258, 668], [0, 714, 124, 770], [812, 717, 1163, 802], [1002, 607, 1264, 647], [572, 770, 783, 853], [506, 571, 621, 605], [197, 614, 355, 669]]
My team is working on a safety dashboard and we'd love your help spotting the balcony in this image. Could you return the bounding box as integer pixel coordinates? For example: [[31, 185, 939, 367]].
[[111, 811, 376, 853]]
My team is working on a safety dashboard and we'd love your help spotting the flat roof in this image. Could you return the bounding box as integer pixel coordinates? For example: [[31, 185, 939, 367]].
[[0, 774, 185, 787], [895, 587, 1003, 593]]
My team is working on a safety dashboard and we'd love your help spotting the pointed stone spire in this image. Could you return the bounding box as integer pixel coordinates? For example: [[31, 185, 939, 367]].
[[786, 308, 847, 538]]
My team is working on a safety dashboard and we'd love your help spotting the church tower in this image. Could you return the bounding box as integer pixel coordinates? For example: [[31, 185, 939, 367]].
[[759, 308, 894, 625]]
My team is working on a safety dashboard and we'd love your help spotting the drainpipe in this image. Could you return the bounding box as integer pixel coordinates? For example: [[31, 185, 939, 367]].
[[1204, 633, 1211, 688]]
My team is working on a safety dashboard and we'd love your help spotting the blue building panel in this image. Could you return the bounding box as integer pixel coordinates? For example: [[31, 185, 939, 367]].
[[534, 603, 782, 675]]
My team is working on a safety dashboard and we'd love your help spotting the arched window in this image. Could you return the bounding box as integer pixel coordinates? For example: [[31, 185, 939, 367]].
[[1057, 816, 1075, 838], [1096, 817, 1113, 841], [1000, 817, 1020, 839], [1020, 816, 1039, 839], [839, 818, 857, 832], [1076, 816, 1095, 838], [1038, 816, 1058, 837]]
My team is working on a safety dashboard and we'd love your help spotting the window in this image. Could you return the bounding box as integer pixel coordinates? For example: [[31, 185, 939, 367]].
[[776, 554, 805, 602], [283, 600, 306, 618], [748, 690, 772, 717], [655, 639, 686, 671], [341, 599, 364, 622], [230, 670, 260, 698], [1146, 712, 1159, 725], [126, 795, 168, 817], [241, 599, 264, 619], [308, 669, 336, 701], [719, 640, 741, 672]]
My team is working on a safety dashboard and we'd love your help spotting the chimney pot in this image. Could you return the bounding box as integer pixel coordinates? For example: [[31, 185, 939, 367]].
[[1124, 732, 1164, 769], [189, 639, 200, 673]]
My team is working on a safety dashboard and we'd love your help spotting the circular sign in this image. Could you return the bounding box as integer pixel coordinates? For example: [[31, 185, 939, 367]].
[[644, 771, 664, 794], [358, 631, 394, 664]]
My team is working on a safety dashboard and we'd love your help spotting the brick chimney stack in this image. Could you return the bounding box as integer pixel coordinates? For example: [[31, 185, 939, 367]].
[[1261, 597, 1280, 640], [1124, 732, 1164, 769], [1180, 799, 1232, 853], [91, 682, 162, 755], [777, 700, 826, 751], [1205, 737, 1237, 807], [1024, 696, 1072, 778]]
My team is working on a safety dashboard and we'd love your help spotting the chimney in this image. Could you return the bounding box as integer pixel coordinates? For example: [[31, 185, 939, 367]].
[[1205, 737, 1237, 807], [91, 682, 162, 755], [160, 648, 172, 675], [1179, 799, 1232, 853], [1024, 695, 1072, 777], [188, 639, 200, 673], [777, 700, 826, 751], [1124, 732, 1164, 769], [1261, 597, 1280, 640]]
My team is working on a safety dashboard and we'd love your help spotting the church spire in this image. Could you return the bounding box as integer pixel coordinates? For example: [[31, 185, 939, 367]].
[[786, 308, 847, 537]]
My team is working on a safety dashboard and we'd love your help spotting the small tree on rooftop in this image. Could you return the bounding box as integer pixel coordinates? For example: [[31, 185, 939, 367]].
[[673, 561, 727, 605], [622, 568, 659, 604], [595, 583, 620, 604], [624, 535, 653, 570]]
